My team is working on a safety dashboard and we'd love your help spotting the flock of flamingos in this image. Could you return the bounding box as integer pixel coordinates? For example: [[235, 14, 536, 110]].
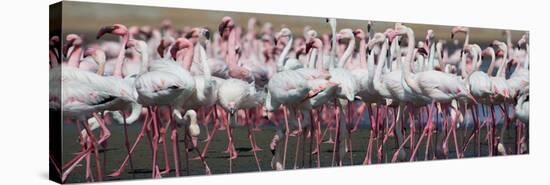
[[49, 16, 530, 182]]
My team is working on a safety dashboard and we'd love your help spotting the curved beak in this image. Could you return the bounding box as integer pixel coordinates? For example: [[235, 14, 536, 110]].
[[203, 28, 211, 40], [157, 40, 166, 58], [170, 44, 179, 60], [97, 25, 115, 39], [62, 40, 74, 57]]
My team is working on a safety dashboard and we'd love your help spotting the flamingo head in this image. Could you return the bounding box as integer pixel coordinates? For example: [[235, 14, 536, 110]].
[[451, 26, 469, 39], [353, 28, 366, 40], [96, 24, 128, 39], [139, 26, 153, 38], [482, 47, 495, 59], [337, 28, 354, 43], [247, 17, 258, 31], [367, 32, 387, 52], [63, 34, 83, 57], [517, 33, 529, 48], [161, 19, 173, 30], [128, 26, 140, 38], [185, 27, 210, 45], [305, 29, 318, 43], [261, 22, 273, 35], [383, 28, 398, 42], [490, 40, 507, 55], [305, 38, 322, 54], [325, 18, 337, 31], [170, 37, 193, 60], [275, 28, 292, 50], [126, 39, 147, 54], [218, 16, 235, 39], [394, 23, 409, 34], [228, 102, 237, 115], [425, 29, 435, 46], [305, 30, 320, 53], [416, 45, 428, 57], [50, 36, 60, 50], [83, 47, 106, 65], [157, 37, 174, 58]]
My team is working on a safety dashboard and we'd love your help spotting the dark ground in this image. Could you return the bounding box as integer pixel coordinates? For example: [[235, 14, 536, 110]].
[[62, 118, 527, 183]]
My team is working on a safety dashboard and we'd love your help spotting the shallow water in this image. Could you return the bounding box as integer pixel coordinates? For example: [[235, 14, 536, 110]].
[[62, 113, 527, 183]]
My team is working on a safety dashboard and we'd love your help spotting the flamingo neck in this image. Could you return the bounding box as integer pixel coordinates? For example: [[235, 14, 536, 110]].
[[460, 50, 468, 78], [486, 52, 496, 76], [49, 50, 59, 68], [307, 48, 318, 69], [463, 31, 469, 49], [139, 48, 149, 74], [197, 43, 211, 78], [338, 37, 355, 68], [496, 49, 508, 78], [113, 34, 129, 78], [358, 38, 367, 68], [277, 36, 293, 71], [329, 24, 337, 70], [67, 46, 82, 68], [402, 29, 423, 94], [176, 47, 194, 70], [427, 41, 436, 70], [372, 40, 388, 92], [226, 28, 238, 67], [474, 50, 482, 72]]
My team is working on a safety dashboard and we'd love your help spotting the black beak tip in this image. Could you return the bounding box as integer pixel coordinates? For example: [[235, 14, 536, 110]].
[[205, 31, 211, 40]]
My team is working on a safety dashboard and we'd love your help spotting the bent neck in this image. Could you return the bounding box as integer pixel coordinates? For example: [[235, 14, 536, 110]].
[[176, 47, 194, 70], [277, 36, 293, 71], [113, 34, 129, 78], [338, 37, 355, 68], [67, 46, 82, 68]]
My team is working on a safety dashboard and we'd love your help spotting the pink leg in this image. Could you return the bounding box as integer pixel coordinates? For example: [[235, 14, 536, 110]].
[[410, 102, 435, 161], [248, 109, 262, 151], [109, 110, 151, 177], [62, 119, 102, 182], [121, 112, 136, 177], [462, 105, 480, 156], [363, 105, 375, 165], [200, 105, 221, 158], [282, 106, 291, 169], [89, 115, 105, 181], [169, 107, 181, 177], [159, 119, 171, 175], [151, 107, 160, 178], [489, 106, 497, 156], [225, 113, 236, 173], [85, 140, 93, 182], [246, 110, 262, 171], [185, 130, 212, 175], [391, 134, 412, 162], [378, 107, 397, 162]]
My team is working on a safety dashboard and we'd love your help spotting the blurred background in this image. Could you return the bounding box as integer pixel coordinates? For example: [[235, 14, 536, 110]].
[[57, 1, 526, 44]]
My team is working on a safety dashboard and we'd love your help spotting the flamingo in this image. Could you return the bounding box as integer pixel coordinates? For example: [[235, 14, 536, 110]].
[[61, 38, 138, 182], [100, 23, 196, 177], [217, 78, 264, 172]]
